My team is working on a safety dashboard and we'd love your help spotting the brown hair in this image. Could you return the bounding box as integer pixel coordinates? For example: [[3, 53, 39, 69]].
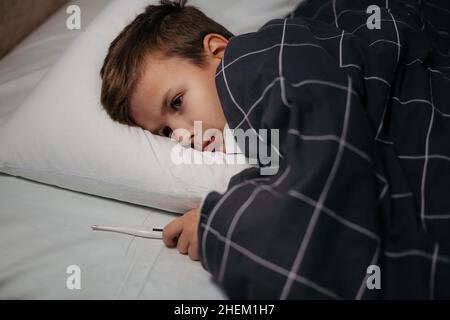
[[100, 0, 233, 126]]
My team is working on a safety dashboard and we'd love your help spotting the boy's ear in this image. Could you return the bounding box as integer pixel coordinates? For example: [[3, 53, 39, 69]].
[[203, 33, 228, 60]]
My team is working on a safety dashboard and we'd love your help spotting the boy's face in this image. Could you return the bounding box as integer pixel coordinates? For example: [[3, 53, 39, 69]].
[[129, 34, 228, 152]]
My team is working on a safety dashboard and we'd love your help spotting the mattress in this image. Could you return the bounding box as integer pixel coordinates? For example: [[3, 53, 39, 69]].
[[0, 0, 227, 299]]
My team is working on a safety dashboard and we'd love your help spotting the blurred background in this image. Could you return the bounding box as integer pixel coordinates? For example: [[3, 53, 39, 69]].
[[0, 0, 69, 59]]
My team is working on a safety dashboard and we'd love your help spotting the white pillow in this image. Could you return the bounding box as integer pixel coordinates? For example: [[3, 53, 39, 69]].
[[0, 0, 300, 213]]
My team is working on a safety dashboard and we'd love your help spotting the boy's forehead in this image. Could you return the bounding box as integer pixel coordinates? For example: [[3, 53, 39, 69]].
[[135, 56, 183, 94], [143, 53, 184, 73], [129, 72, 164, 127], [131, 57, 168, 106]]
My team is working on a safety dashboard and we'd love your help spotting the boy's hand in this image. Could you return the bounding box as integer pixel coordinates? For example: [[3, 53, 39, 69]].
[[162, 207, 200, 261]]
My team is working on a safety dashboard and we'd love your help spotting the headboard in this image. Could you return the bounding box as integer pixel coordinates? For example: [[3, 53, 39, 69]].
[[0, 0, 70, 59]]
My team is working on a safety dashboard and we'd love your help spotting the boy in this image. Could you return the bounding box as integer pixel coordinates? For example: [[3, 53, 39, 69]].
[[101, 0, 450, 299], [100, 0, 234, 261]]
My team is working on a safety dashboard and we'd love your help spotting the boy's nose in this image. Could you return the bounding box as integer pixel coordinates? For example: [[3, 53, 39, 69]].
[[171, 129, 194, 146], [167, 118, 194, 144], [180, 134, 195, 147]]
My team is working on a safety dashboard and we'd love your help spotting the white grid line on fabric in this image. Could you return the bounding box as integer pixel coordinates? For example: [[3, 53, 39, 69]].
[[424, 0, 450, 15], [376, 137, 395, 145], [280, 76, 354, 300], [375, 102, 390, 145], [399, 155, 450, 161], [336, 9, 367, 21], [200, 177, 272, 272], [217, 20, 348, 80], [391, 192, 413, 198], [312, 0, 332, 20], [424, 214, 450, 220], [230, 77, 284, 159], [217, 166, 292, 282], [232, 77, 360, 160], [288, 189, 380, 241], [429, 68, 450, 82], [369, 39, 403, 48], [373, 12, 402, 145], [333, 0, 339, 28], [378, 181, 390, 204], [221, 43, 326, 158], [288, 129, 372, 162], [390, 12, 401, 66], [248, 179, 284, 198], [218, 32, 360, 162], [420, 75, 436, 230], [235, 77, 282, 130], [373, 165, 390, 205], [424, 17, 450, 38], [339, 30, 362, 70], [355, 245, 381, 300], [375, 172, 388, 185], [393, 97, 432, 105], [259, 23, 344, 41], [291, 79, 358, 95], [219, 23, 395, 91], [220, 57, 252, 130], [279, 19, 290, 109], [430, 242, 439, 299], [435, 47, 450, 58], [287, 129, 389, 208], [405, 58, 425, 66], [364, 76, 392, 87], [215, 42, 329, 80], [403, 56, 450, 72], [216, 44, 286, 79], [392, 96, 450, 117], [403, 3, 418, 14], [201, 223, 343, 299], [220, 56, 284, 159], [384, 249, 450, 264]]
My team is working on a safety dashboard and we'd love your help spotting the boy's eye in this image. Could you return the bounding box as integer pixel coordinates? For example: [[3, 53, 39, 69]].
[[171, 94, 183, 111]]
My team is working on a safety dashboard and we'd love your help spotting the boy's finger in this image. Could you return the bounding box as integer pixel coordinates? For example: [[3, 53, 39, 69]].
[[188, 240, 199, 261], [177, 232, 189, 254], [162, 218, 183, 247]]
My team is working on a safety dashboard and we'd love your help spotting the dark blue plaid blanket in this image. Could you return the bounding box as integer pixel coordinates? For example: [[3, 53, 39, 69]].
[[198, 0, 450, 299]]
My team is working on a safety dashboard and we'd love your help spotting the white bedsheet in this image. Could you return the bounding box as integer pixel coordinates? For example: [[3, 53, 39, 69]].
[[0, 173, 226, 299]]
